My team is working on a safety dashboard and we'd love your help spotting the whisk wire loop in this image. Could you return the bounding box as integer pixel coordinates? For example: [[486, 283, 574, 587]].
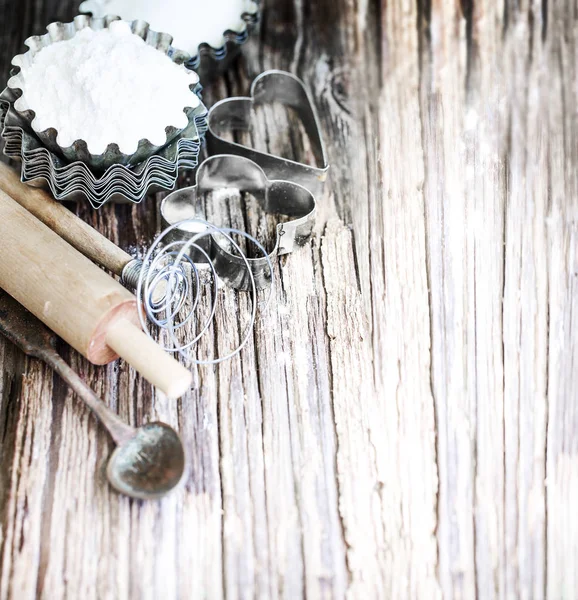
[[136, 218, 274, 366]]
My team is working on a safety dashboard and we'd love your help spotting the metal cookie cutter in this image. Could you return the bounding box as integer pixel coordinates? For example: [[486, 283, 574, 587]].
[[160, 154, 316, 290], [206, 70, 329, 197]]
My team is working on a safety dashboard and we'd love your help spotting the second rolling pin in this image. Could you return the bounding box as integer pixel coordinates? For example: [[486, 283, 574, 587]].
[[0, 190, 192, 398], [0, 162, 138, 281]]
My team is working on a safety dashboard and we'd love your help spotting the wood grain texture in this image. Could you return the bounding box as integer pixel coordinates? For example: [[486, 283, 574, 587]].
[[0, 162, 133, 276], [0, 0, 576, 598]]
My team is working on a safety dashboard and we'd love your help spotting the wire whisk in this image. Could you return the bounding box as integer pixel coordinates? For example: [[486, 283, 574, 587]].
[[135, 219, 274, 365]]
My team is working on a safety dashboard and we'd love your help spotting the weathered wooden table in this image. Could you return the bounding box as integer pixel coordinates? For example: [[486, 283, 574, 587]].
[[0, 0, 576, 598]]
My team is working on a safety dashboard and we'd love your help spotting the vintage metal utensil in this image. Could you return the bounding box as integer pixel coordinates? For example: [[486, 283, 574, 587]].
[[0, 290, 186, 500]]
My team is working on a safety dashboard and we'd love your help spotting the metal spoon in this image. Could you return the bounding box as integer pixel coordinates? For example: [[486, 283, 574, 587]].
[[0, 290, 186, 500]]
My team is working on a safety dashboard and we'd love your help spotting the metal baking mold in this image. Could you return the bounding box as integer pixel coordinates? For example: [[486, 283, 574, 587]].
[[1, 94, 206, 208], [160, 154, 316, 290], [1, 94, 204, 188], [79, 0, 260, 84], [1, 86, 206, 181], [206, 70, 330, 197], [7, 15, 205, 171]]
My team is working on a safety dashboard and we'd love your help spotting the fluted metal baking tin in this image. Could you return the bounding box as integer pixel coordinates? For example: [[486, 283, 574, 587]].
[[7, 15, 205, 171], [79, 0, 260, 85], [1, 85, 207, 184], [1, 91, 207, 208]]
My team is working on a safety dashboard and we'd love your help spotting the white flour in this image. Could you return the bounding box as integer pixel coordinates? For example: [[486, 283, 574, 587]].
[[13, 21, 200, 154], [80, 0, 255, 54]]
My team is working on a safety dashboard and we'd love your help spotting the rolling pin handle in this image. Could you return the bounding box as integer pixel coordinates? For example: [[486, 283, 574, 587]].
[[105, 319, 192, 399]]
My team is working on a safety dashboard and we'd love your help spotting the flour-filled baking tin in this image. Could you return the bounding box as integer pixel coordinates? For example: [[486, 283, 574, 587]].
[[7, 15, 206, 172], [79, 0, 260, 84]]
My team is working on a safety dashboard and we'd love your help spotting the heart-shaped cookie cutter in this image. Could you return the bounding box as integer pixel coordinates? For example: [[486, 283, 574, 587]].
[[206, 70, 329, 197], [160, 154, 316, 290]]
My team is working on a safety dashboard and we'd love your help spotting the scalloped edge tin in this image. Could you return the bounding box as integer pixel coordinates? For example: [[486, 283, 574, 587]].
[[1, 89, 207, 208], [7, 15, 205, 171], [79, 0, 260, 84]]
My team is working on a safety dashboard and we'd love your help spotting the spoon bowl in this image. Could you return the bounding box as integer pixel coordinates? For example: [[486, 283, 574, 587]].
[[107, 422, 186, 500], [0, 290, 187, 500]]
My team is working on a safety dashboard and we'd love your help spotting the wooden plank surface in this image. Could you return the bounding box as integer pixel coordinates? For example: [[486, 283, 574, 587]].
[[0, 0, 576, 598]]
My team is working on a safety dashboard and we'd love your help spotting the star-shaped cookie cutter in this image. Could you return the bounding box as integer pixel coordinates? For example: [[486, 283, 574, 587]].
[[206, 70, 330, 197], [160, 154, 316, 290]]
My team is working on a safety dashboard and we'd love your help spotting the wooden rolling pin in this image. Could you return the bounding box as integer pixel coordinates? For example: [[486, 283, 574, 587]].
[[0, 190, 192, 399], [0, 162, 132, 278]]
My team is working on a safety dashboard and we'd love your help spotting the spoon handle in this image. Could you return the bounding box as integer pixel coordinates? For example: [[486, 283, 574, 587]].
[[0, 290, 135, 445], [43, 348, 136, 446]]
